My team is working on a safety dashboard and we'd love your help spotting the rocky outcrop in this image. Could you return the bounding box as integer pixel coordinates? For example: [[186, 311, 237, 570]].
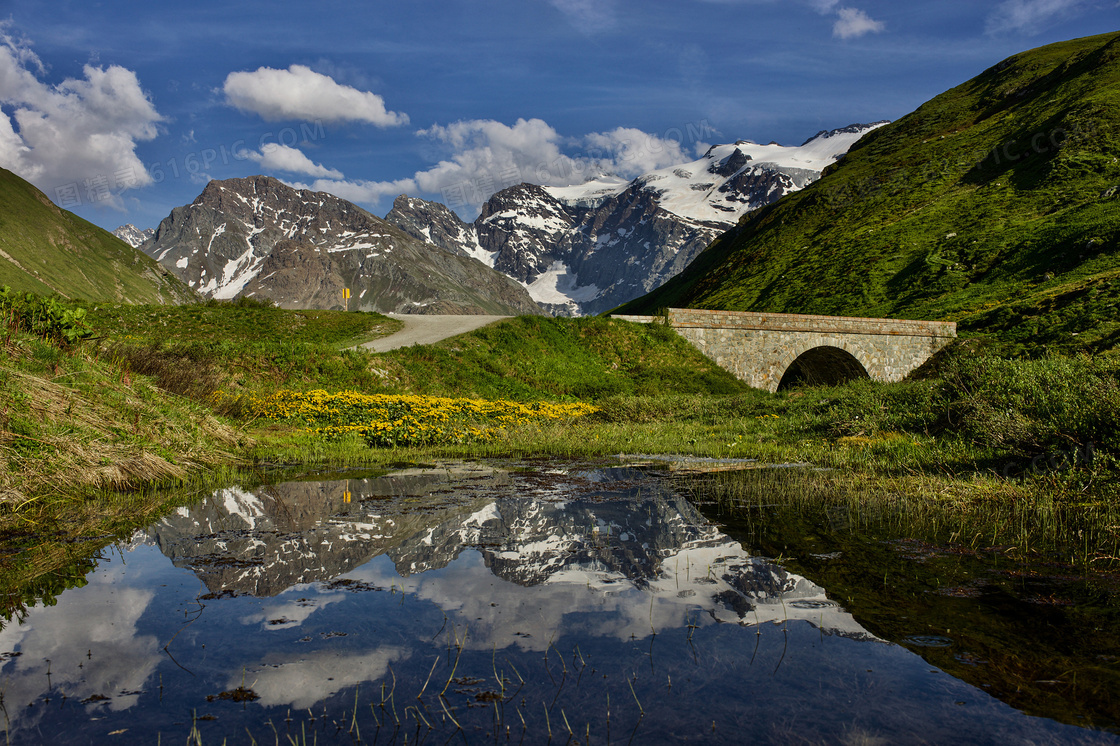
[[143, 176, 543, 315]]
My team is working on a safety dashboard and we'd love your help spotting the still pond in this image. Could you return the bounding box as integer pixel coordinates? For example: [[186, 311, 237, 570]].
[[1, 461, 1118, 744]]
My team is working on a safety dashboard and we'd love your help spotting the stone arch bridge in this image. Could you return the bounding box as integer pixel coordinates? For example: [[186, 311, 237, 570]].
[[613, 308, 956, 392]]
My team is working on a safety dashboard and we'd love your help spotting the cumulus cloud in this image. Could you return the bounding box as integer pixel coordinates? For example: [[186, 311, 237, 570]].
[[0, 23, 162, 208], [240, 142, 343, 179], [985, 0, 1087, 34], [223, 64, 409, 126], [412, 117, 566, 195], [287, 117, 694, 213], [582, 127, 690, 177], [832, 7, 886, 39], [407, 118, 692, 208], [802, 1, 885, 39], [288, 176, 419, 205]]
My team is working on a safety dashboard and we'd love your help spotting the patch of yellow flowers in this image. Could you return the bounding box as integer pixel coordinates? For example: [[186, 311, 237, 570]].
[[217, 389, 597, 447]]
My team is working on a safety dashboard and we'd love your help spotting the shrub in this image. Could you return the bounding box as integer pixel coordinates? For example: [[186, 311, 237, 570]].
[[940, 354, 1120, 454], [0, 286, 93, 349]]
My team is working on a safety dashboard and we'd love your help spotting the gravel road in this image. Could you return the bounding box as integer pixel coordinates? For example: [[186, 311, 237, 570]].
[[360, 314, 511, 352]]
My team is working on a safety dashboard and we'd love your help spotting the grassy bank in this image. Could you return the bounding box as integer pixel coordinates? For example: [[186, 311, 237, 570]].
[[4, 298, 1118, 524], [3, 297, 1119, 628], [1, 301, 243, 509]]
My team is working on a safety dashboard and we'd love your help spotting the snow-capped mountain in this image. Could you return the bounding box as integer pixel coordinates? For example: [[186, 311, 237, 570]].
[[141, 176, 543, 315], [386, 123, 888, 315], [112, 223, 155, 248], [145, 464, 876, 640]]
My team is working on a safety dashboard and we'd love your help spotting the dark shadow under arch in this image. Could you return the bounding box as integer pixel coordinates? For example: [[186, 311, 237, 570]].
[[777, 346, 870, 390]]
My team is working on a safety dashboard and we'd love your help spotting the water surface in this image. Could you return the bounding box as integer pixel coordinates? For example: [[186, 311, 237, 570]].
[[0, 461, 1115, 744]]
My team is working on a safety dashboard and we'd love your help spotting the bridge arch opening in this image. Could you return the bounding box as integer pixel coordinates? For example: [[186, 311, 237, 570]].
[[777, 346, 870, 390]]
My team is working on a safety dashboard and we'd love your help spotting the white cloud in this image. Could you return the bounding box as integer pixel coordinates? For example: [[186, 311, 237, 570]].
[[582, 127, 689, 178], [285, 117, 694, 212], [0, 553, 163, 733], [231, 647, 409, 709], [289, 176, 419, 206], [409, 118, 692, 208], [832, 7, 885, 39], [985, 0, 1087, 34], [223, 64, 409, 126], [413, 117, 566, 195], [803, 1, 885, 39], [0, 23, 162, 208], [241, 142, 343, 179]]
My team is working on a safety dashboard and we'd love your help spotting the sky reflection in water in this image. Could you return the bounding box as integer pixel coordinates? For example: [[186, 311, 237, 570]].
[[0, 462, 1114, 744]]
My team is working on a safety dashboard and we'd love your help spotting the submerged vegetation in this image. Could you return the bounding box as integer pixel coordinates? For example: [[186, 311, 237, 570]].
[[689, 467, 1120, 728]]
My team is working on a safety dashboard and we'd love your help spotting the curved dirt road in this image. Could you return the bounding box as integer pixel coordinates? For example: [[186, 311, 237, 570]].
[[360, 314, 511, 352]]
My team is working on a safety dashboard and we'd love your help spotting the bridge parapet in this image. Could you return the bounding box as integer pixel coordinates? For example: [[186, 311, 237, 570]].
[[612, 308, 956, 392], [666, 309, 956, 338]]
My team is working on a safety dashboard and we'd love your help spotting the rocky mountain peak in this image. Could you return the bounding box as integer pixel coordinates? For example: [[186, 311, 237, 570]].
[[708, 147, 752, 177], [801, 121, 891, 146], [383, 122, 886, 316], [112, 223, 155, 248], [142, 175, 542, 314]]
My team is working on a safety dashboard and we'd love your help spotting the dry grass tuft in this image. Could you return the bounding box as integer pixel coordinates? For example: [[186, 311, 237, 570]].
[[1, 342, 247, 509]]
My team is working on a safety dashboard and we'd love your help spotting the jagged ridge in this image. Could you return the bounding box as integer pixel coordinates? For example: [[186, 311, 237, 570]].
[[385, 124, 885, 315], [143, 176, 543, 315]]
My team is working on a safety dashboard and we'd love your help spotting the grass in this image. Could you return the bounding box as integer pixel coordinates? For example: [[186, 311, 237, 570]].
[[86, 295, 402, 348], [0, 318, 245, 508], [87, 297, 403, 398], [377, 315, 748, 400], [3, 298, 1118, 622], [6, 300, 1117, 511], [0, 167, 193, 303], [618, 31, 1120, 359]]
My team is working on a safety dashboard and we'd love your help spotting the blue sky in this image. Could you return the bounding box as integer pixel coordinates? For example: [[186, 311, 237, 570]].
[[0, 0, 1116, 231]]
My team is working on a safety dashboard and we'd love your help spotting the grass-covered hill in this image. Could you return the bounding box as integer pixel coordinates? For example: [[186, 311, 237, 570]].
[[0, 168, 194, 304], [617, 31, 1120, 357], [377, 315, 748, 400]]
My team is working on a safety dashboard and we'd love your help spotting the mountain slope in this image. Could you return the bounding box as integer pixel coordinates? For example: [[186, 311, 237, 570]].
[[143, 176, 543, 315], [617, 32, 1120, 356], [385, 124, 884, 316], [0, 168, 193, 303]]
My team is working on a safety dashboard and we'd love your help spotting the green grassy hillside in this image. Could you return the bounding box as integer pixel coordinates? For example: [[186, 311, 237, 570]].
[[377, 315, 749, 400], [618, 31, 1120, 357], [0, 168, 194, 304]]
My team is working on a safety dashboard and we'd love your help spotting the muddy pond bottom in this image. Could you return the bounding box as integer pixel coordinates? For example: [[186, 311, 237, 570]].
[[1, 462, 1115, 744]]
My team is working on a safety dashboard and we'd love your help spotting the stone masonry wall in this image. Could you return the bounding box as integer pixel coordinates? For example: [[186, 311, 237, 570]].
[[612, 309, 957, 392]]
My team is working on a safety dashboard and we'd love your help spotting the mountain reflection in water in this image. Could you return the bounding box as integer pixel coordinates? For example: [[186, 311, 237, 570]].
[[0, 462, 1114, 745]]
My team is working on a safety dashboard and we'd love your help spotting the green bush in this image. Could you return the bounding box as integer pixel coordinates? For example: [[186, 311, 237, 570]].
[[940, 354, 1120, 453], [820, 378, 946, 437], [0, 286, 93, 349]]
